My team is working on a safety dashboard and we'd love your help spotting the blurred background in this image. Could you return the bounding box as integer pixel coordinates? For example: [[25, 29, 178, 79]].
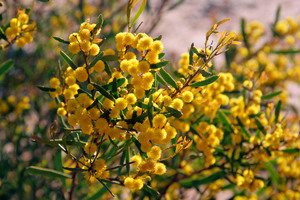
[[0, 0, 299, 199]]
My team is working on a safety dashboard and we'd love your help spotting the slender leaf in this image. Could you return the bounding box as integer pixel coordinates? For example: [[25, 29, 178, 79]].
[[199, 69, 212, 77], [266, 161, 280, 183], [255, 118, 266, 134], [217, 110, 233, 132], [87, 51, 104, 69], [62, 167, 88, 172], [241, 18, 249, 49], [37, 86, 56, 92], [189, 43, 194, 66], [236, 117, 251, 138], [270, 49, 300, 54], [153, 35, 162, 41], [281, 148, 300, 154], [148, 95, 153, 127], [131, 0, 147, 27], [131, 137, 147, 159], [275, 100, 281, 123], [85, 184, 111, 200], [179, 171, 226, 188], [159, 68, 178, 90], [150, 61, 169, 69], [0, 60, 13, 76], [143, 185, 160, 198], [165, 106, 183, 118], [53, 36, 69, 44], [158, 53, 165, 59], [92, 83, 115, 102], [60, 51, 77, 70], [0, 27, 8, 41], [190, 75, 219, 87], [26, 166, 71, 179], [103, 61, 112, 76], [261, 91, 282, 100]]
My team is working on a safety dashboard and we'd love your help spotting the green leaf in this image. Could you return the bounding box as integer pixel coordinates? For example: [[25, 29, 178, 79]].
[[0, 60, 13, 76], [126, 112, 148, 124], [159, 68, 178, 90], [117, 150, 126, 176], [131, 137, 147, 159], [165, 106, 183, 118], [26, 166, 71, 179], [97, 179, 116, 197], [87, 51, 104, 69], [101, 55, 118, 62], [92, 83, 115, 102], [189, 43, 194, 66], [236, 117, 251, 138], [0, 27, 8, 42], [217, 110, 233, 132], [148, 95, 154, 127], [199, 69, 212, 77], [190, 75, 219, 87], [60, 51, 77, 70], [38, 0, 49, 2], [62, 167, 88, 172], [275, 100, 281, 123], [86, 98, 99, 110], [266, 161, 280, 183], [255, 118, 266, 134], [272, 6, 281, 36], [102, 78, 126, 91], [153, 35, 162, 41], [125, 148, 130, 176], [143, 185, 160, 198], [37, 86, 56, 92], [261, 91, 282, 100], [281, 148, 300, 154], [270, 49, 300, 54], [97, 14, 103, 29], [103, 61, 112, 76], [179, 171, 226, 188], [135, 101, 161, 112], [54, 150, 66, 186], [153, 72, 167, 87], [150, 61, 169, 69], [158, 53, 165, 59], [53, 36, 69, 44], [131, 0, 147, 27], [241, 18, 249, 49]]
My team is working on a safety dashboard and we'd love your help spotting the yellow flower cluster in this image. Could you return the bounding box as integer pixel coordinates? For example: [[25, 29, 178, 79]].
[[194, 123, 224, 167], [68, 20, 100, 55], [0, 96, 30, 115], [5, 11, 36, 47], [236, 169, 264, 192]]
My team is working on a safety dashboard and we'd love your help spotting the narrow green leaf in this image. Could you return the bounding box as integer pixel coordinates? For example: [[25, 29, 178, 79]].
[[281, 148, 300, 154], [101, 55, 118, 62], [275, 100, 281, 123], [270, 49, 300, 54], [189, 43, 194, 66], [26, 166, 71, 179], [131, 137, 147, 159], [143, 185, 160, 198], [54, 151, 66, 186], [53, 36, 69, 44], [217, 110, 233, 132], [97, 179, 116, 197], [155, 73, 168, 87], [112, 78, 118, 98], [153, 35, 162, 41], [190, 75, 219, 87], [159, 68, 178, 90], [0, 27, 8, 42], [87, 51, 104, 69], [92, 83, 115, 102], [158, 53, 165, 59], [165, 106, 183, 118], [148, 95, 153, 127], [125, 148, 130, 176], [103, 61, 112, 76], [62, 167, 88, 172], [102, 78, 125, 90], [266, 161, 280, 183], [86, 98, 99, 110], [0, 60, 13, 76], [179, 171, 226, 188], [37, 86, 56, 92], [150, 61, 169, 69], [199, 69, 212, 77], [38, 0, 49, 2], [241, 18, 249, 49], [60, 51, 77, 70], [98, 14, 103, 29], [135, 101, 161, 112], [117, 151, 126, 176], [126, 112, 148, 124], [131, 0, 147, 27], [236, 117, 251, 138], [261, 91, 282, 100], [263, 147, 271, 156], [255, 118, 266, 134], [272, 6, 281, 36]]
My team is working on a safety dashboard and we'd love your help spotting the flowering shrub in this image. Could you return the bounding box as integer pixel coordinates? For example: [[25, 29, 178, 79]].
[[1, 1, 299, 199]]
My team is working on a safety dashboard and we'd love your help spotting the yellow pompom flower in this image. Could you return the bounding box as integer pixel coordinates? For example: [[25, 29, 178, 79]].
[[75, 66, 88, 82], [134, 88, 145, 99], [84, 142, 97, 155], [115, 98, 128, 110], [123, 32, 135, 46], [182, 91, 194, 103], [90, 43, 100, 56], [68, 42, 81, 54], [126, 93, 137, 105], [137, 60, 150, 74], [151, 40, 164, 53], [131, 155, 142, 167], [49, 78, 61, 88], [94, 60, 105, 72], [137, 36, 153, 52], [171, 98, 184, 110], [16, 37, 26, 47], [18, 13, 29, 24], [154, 163, 166, 175], [147, 146, 162, 161], [103, 98, 114, 110], [57, 107, 67, 116], [153, 114, 167, 129]]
